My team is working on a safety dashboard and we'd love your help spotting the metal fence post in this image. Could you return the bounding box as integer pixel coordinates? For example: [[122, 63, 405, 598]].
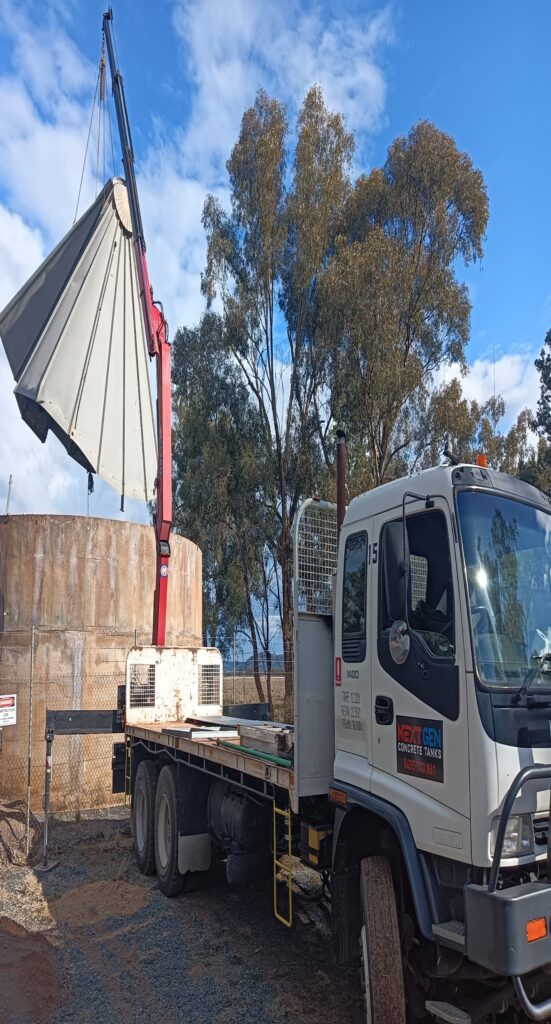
[[25, 624, 35, 859], [233, 631, 236, 702], [37, 727, 57, 871]]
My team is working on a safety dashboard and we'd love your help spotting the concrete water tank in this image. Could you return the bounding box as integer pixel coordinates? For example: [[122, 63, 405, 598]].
[[0, 514, 202, 812]]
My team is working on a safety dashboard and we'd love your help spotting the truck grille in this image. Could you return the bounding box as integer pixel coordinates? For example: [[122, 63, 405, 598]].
[[129, 664, 156, 707]]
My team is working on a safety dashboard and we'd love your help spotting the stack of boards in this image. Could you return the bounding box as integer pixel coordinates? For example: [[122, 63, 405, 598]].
[[161, 718, 294, 765], [237, 724, 293, 758]]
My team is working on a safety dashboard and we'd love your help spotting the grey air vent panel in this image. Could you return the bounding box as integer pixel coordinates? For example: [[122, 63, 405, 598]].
[[198, 663, 221, 705], [129, 663, 156, 708]]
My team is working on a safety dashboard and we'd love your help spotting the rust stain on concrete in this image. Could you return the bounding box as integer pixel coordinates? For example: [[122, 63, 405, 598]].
[[0, 515, 202, 811]]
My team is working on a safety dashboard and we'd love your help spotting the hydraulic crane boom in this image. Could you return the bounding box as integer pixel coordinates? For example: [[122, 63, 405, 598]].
[[102, 9, 172, 647]]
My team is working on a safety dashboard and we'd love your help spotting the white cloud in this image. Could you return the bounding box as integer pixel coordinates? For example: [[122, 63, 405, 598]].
[[172, 0, 394, 183], [138, 167, 211, 329], [0, 76, 96, 242], [442, 351, 539, 428], [0, 348, 78, 515], [0, 205, 44, 308], [0, 0, 94, 111]]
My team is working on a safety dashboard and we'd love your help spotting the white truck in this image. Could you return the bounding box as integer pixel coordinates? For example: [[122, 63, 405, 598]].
[[115, 460, 551, 1024], [6, 12, 548, 1019]]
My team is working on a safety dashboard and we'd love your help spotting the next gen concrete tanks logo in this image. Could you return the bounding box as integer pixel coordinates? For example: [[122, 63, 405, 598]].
[[396, 716, 444, 783]]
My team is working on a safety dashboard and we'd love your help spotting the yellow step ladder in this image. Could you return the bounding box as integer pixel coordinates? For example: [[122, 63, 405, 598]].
[[273, 799, 293, 928], [124, 735, 132, 806]]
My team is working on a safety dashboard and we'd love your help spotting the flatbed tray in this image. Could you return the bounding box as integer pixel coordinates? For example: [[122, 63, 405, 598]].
[[125, 719, 296, 806]]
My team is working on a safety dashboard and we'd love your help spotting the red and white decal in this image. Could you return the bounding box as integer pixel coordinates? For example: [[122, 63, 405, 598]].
[[335, 657, 342, 686], [0, 693, 16, 726]]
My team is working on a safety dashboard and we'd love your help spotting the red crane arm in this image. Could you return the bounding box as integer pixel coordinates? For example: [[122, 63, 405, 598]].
[[103, 10, 172, 646], [145, 257, 172, 648]]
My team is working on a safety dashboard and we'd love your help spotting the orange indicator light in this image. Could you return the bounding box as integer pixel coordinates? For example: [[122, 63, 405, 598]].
[[476, 454, 488, 468], [328, 787, 348, 806], [526, 917, 547, 943]]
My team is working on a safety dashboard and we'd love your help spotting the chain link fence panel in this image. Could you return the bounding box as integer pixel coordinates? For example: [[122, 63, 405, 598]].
[[0, 627, 295, 862]]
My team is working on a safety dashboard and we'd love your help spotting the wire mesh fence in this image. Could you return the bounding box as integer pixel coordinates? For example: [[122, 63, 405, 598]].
[[0, 626, 294, 862], [0, 627, 139, 863], [0, 642, 128, 864], [222, 633, 293, 724]]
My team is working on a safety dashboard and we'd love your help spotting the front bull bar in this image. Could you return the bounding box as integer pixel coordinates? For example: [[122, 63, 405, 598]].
[[467, 764, 551, 1022]]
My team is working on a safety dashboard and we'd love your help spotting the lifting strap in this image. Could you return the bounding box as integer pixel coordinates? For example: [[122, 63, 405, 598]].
[[74, 34, 116, 224]]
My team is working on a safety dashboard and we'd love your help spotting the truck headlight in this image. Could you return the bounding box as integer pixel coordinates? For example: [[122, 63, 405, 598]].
[[490, 814, 534, 858]]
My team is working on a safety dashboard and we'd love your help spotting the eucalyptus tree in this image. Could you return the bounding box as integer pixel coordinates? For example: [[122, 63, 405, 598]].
[[201, 86, 353, 703], [172, 313, 275, 702], [514, 328, 551, 491], [320, 120, 490, 487]]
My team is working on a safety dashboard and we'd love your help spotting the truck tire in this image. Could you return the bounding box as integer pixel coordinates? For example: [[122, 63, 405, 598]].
[[155, 765, 184, 897], [359, 855, 406, 1024], [133, 760, 159, 876]]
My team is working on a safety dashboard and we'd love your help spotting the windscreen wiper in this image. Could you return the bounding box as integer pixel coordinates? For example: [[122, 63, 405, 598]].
[[513, 653, 551, 706]]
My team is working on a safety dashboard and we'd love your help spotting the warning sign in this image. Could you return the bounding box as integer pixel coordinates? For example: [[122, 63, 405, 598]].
[[396, 716, 443, 783], [0, 694, 16, 726]]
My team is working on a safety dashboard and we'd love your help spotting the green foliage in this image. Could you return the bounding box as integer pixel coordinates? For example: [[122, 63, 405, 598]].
[[174, 92, 546, 681], [319, 120, 489, 486], [418, 379, 534, 475], [515, 329, 551, 492], [199, 86, 354, 699], [535, 329, 551, 440], [172, 312, 274, 672]]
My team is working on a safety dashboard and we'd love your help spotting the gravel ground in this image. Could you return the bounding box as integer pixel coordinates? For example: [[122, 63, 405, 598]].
[[0, 812, 364, 1024]]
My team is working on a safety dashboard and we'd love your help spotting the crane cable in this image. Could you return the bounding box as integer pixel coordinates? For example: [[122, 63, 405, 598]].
[[73, 33, 116, 224], [72, 32, 118, 512]]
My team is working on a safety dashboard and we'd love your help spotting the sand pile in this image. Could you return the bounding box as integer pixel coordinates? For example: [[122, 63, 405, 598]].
[[52, 879, 150, 927]]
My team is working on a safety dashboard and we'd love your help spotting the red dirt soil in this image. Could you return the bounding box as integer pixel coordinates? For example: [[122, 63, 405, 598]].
[[0, 916, 67, 1024]]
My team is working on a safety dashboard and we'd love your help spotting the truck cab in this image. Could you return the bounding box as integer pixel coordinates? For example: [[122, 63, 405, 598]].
[[331, 462, 551, 1022], [120, 461, 551, 1024]]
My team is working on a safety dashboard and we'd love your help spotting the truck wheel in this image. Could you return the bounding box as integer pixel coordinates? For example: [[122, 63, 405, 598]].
[[359, 855, 406, 1024], [155, 765, 184, 897], [133, 760, 159, 876]]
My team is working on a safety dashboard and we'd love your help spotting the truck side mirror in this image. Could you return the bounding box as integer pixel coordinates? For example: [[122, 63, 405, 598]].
[[383, 520, 410, 623]]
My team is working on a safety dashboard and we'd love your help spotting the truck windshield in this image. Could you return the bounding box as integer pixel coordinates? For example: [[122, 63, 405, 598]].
[[457, 490, 551, 688]]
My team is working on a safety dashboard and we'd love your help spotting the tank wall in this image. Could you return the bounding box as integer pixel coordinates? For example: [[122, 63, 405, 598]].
[[0, 515, 202, 811]]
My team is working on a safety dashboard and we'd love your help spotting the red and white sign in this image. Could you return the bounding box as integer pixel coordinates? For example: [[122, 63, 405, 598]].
[[0, 694, 16, 726]]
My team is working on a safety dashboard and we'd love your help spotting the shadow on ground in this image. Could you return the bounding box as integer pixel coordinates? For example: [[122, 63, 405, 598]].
[[0, 814, 364, 1024]]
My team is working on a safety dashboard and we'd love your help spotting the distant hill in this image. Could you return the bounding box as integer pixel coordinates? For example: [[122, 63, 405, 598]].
[[223, 651, 286, 674]]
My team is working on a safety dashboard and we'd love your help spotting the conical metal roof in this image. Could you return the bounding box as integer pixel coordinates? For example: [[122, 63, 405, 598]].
[[0, 178, 157, 503]]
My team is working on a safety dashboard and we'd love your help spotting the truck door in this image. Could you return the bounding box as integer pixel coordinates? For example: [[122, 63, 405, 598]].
[[334, 520, 373, 790], [370, 498, 471, 860]]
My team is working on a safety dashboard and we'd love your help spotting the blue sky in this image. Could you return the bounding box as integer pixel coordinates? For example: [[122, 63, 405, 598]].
[[0, 0, 549, 520]]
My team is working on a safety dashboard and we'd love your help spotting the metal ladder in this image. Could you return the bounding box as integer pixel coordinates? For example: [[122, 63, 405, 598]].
[[124, 735, 132, 806], [272, 799, 293, 928]]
